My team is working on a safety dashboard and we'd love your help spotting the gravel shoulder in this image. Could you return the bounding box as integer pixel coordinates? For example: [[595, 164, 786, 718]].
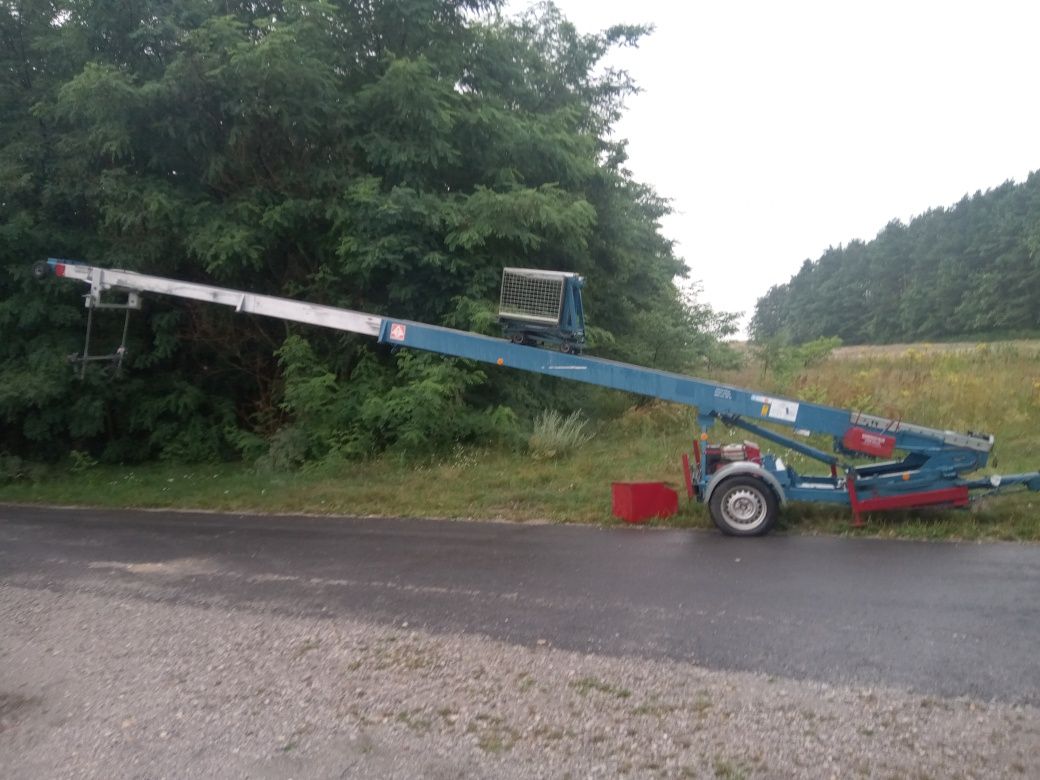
[[2, 583, 1037, 779]]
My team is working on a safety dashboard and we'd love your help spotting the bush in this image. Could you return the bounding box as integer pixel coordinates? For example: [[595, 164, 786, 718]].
[[0, 453, 24, 484], [69, 450, 98, 472], [752, 336, 842, 386], [0, 453, 49, 484]]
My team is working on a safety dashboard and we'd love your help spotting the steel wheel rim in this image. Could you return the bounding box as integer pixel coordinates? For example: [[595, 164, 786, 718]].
[[721, 487, 767, 531]]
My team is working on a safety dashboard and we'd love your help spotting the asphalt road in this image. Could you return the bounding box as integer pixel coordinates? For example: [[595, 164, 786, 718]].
[[2, 504, 1038, 704]]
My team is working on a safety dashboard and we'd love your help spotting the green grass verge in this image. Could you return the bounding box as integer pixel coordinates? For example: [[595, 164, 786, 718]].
[[0, 412, 705, 526], [2, 458, 1035, 541]]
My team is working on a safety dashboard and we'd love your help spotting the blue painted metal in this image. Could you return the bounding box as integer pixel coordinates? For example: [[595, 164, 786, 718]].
[[720, 414, 839, 467], [704, 461, 790, 506], [381, 317, 843, 430], [499, 272, 586, 351]]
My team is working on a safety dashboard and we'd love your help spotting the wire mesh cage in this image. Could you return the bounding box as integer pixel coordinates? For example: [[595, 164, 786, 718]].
[[498, 268, 570, 325]]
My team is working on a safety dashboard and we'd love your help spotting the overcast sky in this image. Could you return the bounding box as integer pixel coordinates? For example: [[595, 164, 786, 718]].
[[506, 0, 1040, 334]]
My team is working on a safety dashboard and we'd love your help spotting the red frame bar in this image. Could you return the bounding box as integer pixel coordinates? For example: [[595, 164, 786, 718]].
[[848, 478, 970, 527], [680, 453, 695, 499]]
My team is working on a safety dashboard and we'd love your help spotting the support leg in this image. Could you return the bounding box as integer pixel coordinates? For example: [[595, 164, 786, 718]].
[[847, 474, 866, 528]]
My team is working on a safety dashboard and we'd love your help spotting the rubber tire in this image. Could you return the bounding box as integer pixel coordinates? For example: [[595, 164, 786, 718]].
[[708, 475, 779, 537], [32, 260, 50, 280]]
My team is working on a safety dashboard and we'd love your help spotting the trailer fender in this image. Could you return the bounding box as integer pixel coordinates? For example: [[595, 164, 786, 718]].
[[704, 462, 787, 507]]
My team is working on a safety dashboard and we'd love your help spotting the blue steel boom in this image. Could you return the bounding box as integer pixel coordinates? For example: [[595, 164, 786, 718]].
[[40, 259, 1040, 536]]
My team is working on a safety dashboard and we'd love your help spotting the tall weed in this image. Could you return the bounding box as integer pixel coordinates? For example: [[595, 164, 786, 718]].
[[528, 410, 594, 459]]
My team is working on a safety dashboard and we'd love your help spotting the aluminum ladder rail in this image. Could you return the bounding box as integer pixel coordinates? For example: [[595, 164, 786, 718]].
[[46, 260, 383, 339]]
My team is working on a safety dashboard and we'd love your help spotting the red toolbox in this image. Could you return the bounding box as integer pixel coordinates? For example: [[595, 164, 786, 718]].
[[611, 482, 679, 523]]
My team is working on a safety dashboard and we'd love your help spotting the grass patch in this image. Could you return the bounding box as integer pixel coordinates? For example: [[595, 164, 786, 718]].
[[292, 638, 320, 658], [713, 757, 749, 780], [569, 675, 631, 699], [394, 710, 432, 734], [630, 700, 678, 717], [691, 691, 713, 716], [2, 342, 1038, 541], [466, 714, 517, 754]]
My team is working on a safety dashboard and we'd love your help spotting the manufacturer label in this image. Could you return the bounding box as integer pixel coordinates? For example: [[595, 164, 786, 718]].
[[751, 395, 800, 423]]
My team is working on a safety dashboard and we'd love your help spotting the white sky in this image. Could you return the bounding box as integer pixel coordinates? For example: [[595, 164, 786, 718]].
[[506, 0, 1040, 334]]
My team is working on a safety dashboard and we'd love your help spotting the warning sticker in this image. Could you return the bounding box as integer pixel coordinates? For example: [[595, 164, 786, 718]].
[[751, 394, 800, 423], [388, 323, 407, 341]]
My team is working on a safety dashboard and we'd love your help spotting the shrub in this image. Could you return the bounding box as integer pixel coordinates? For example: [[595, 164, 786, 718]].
[[0, 453, 24, 484], [753, 336, 842, 386], [69, 450, 98, 472]]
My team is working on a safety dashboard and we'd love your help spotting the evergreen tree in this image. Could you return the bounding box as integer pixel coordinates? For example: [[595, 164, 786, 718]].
[[750, 173, 1040, 344]]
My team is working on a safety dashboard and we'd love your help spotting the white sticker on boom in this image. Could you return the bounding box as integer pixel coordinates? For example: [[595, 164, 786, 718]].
[[389, 323, 407, 341], [751, 395, 800, 423]]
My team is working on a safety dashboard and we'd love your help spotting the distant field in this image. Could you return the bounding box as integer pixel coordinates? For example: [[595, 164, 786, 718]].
[[726, 339, 1040, 359], [833, 340, 1040, 359], [2, 339, 1038, 541]]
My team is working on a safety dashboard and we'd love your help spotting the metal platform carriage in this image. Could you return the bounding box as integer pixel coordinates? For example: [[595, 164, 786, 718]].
[[498, 268, 586, 353]]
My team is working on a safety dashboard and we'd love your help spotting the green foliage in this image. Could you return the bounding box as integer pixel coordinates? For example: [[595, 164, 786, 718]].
[[1, 0, 732, 465], [264, 334, 519, 465], [753, 336, 842, 387], [0, 451, 48, 484], [359, 352, 518, 452], [69, 449, 98, 472], [0, 453, 25, 484], [528, 409, 594, 458], [750, 175, 1040, 344]]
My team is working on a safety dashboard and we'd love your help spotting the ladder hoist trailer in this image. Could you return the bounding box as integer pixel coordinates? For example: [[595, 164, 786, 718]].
[[38, 259, 1040, 536]]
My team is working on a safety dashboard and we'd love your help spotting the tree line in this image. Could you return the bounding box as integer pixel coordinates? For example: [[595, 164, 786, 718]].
[[0, 0, 735, 467], [750, 172, 1040, 344]]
